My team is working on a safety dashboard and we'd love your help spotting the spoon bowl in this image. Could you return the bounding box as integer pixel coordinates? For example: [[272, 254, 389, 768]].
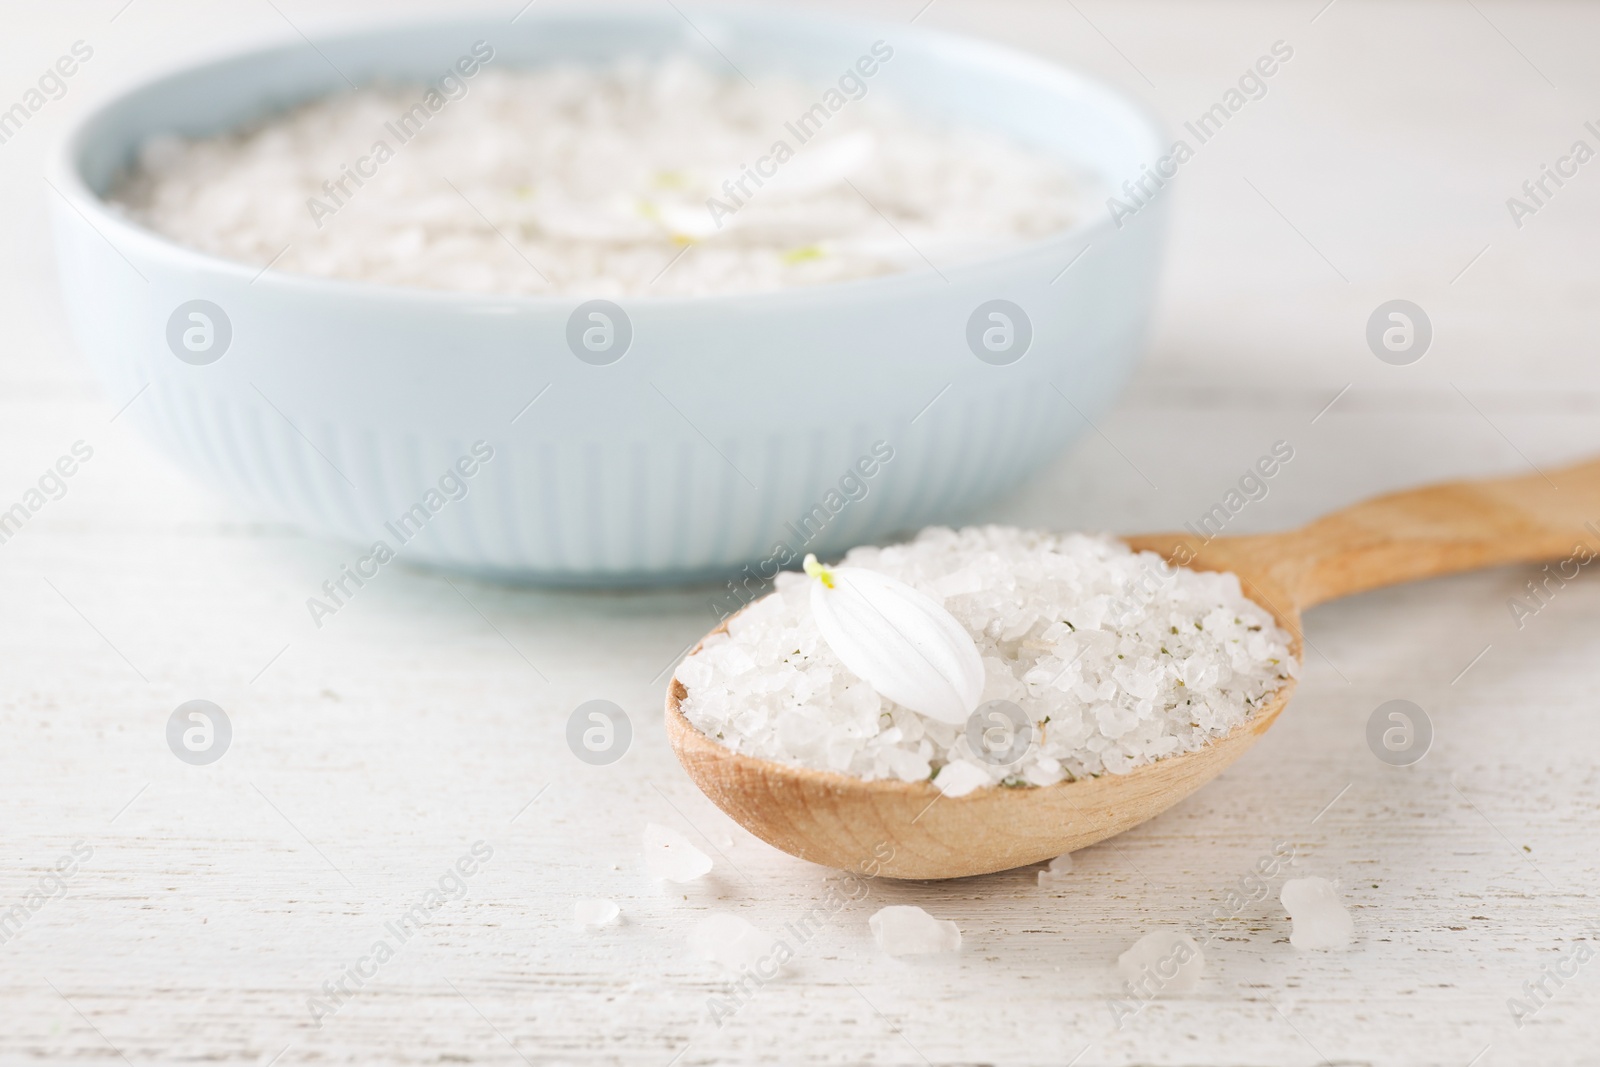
[[667, 458, 1600, 878]]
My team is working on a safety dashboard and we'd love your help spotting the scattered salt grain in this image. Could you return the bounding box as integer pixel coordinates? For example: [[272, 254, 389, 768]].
[[869, 905, 961, 956], [573, 899, 620, 931], [1281, 877, 1354, 950], [643, 823, 713, 882], [1037, 853, 1073, 886], [109, 60, 1084, 298], [1117, 930, 1204, 994], [689, 913, 781, 974], [678, 527, 1297, 789]]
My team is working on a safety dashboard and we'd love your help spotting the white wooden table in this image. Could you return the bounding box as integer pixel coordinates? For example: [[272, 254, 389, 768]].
[[4, 1, 1598, 1064]]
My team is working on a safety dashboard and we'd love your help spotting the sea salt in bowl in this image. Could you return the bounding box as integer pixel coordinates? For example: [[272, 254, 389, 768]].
[[51, 7, 1167, 583]]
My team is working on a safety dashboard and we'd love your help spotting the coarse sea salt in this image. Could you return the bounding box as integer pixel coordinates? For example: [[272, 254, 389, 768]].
[[644, 823, 713, 883], [869, 905, 961, 956], [677, 527, 1297, 789], [1037, 853, 1074, 887], [1281, 877, 1354, 950], [109, 59, 1084, 298], [689, 913, 780, 974], [1117, 930, 1204, 994], [573, 899, 621, 931]]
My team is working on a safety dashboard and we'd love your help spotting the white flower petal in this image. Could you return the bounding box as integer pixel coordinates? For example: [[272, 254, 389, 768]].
[[766, 130, 877, 196], [805, 556, 983, 725]]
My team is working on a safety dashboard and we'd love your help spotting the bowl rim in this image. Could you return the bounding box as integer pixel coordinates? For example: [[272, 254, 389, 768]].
[[50, 3, 1169, 310]]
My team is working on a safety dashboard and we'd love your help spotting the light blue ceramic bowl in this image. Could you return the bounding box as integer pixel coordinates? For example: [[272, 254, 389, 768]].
[[52, 6, 1166, 585]]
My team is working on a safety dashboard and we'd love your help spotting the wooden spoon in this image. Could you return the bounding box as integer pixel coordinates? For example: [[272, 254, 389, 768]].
[[666, 458, 1599, 879]]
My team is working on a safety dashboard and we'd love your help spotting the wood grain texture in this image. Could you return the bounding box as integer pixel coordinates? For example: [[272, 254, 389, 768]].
[[1127, 457, 1600, 612]]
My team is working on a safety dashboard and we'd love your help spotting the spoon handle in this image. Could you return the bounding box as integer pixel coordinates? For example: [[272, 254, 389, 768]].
[[1126, 456, 1600, 613]]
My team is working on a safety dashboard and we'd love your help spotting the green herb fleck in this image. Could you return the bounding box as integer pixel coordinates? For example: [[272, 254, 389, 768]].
[[782, 244, 825, 264]]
